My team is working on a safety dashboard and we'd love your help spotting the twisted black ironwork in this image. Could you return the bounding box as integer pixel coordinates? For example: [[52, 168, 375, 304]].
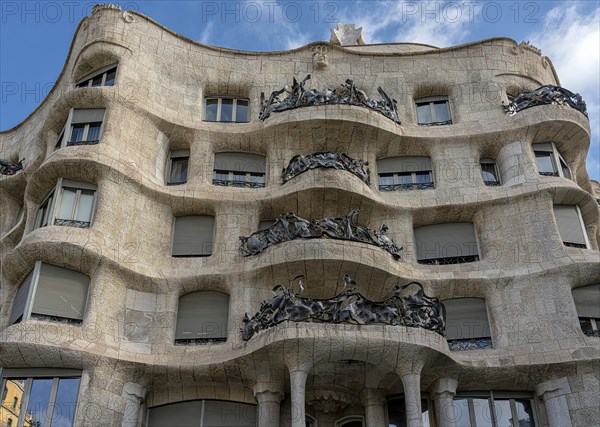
[[379, 182, 434, 191], [239, 211, 402, 259], [448, 337, 493, 351], [259, 74, 400, 123], [54, 219, 91, 228], [241, 275, 446, 341], [0, 158, 24, 175], [212, 179, 265, 188], [419, 119, 452, 127], [504, 85, 587, 117], [67, 139, 100, 146], [539, 171, 559, 177], [282, 152, 370, 185], [418, 255, 480, 265]]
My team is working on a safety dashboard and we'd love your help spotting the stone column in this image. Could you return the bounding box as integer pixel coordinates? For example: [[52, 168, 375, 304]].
[[431, 378, 458, 427], [254, 383, 284, 427], [121, 382, 146, 427], [289, 370, 309, 427], [401, 373, 423, 427], [536, 377, 573, 427], [360, 388, 387, 427]]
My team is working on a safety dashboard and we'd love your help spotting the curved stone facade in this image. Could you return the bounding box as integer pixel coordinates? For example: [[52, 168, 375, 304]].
[[0, 6, 599, 427]]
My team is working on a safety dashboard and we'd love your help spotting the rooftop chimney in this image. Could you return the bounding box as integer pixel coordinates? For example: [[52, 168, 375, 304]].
[[330, 23, 366, 46]]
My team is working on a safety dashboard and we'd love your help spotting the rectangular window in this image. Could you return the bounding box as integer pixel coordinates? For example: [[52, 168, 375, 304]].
[[553, 205, 588, 248], [10, 262, 90, 325], [414, 222, 480, 265], [453, 393, 536, 427], [172, 215, 215, 257], [572, 284, 600, 337], [166, 150, 190, 185], [480, 158, 501, 186], [0, 370, 81, 427], [35, 179, 97, 229], [532, 143, 572, 179], [213, 152, 266, 188], [204, 97, 250, 123], [175, 291, 229, 344], [55, 108, 106, 149], [416, 97, 452, 125], [444, 298, 492, 350], [377, 157, 434, 191], [76, 64, 118, 88]]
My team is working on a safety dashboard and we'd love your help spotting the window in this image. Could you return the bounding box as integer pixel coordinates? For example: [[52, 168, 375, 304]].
[[453, 392, 536, 427], [387, 396, 432, 427], [34, 179, 97, 229], [414, 222, 480, 265], [532, 143, 571, 179], [9, 262, 90, 325], [204, 97, 249, 123], [76, 64, 117, 88], [377, 157, 434, 191], [444, 298, 492, 350], [175, 291, 229, 344], [172, 215, 215, 257], [553, 205, 588, 249], [0, 370, 81, 427], [148, 400, 256, 427], [213, 152, 266, 188], [7, 417, 13, 427], [335, 416, 365, 427], [480, 158, 501, 186], [572, 284, 600, 337], [12, 396, 18, 409], [166, 150, 189, 185], [55, 108, 105, 149], [415, 96, 452, 125]]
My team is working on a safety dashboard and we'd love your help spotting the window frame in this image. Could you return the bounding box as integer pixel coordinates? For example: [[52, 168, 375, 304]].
[[444, 298, 493, 351], [377, 156, 435, 192], [533, 142, 572, 179], [203, 97, 250, 123], [386, 393, 434, 427], [553, 204, 590, 249], [0, 368, 82, 427], [572, 284, 600, 337], [453, 391, 538, 427], [75, 63, 118, 88], [414, 222, 481, 265], [166, 150, 190, 186], [34, 179, 97, 230], [334, 415, 365, 427], [415, 96, 453, 126], [480, 158, 501, 186], [54, 108, 106, 150], [171, 215, 215, 257], [9, 261, 90, 326], [212, 152, 267, 188], [174, 291, 230, 345]]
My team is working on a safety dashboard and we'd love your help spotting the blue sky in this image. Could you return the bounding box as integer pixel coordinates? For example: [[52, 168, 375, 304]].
[[1, 0, 598, 179]]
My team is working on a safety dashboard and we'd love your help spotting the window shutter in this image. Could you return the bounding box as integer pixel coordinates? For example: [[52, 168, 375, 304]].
[[172, 216, 214, 256], [377, 156, 432, 174], [10, 270, 34, 324], [480, 158, 495, 164], [175, 291, 229, 339], [414, 222, 479, 260], [444, 298, 490, 340], [31, 263, 89, 321], [572, 284, 600, 318], [214, 152, 266, 173], [553, 205, 586, 245], [532, 143, 553, 152], [170, 149, 190, 158], [148, 401, 202, 427], [71, 109, 105, 124]]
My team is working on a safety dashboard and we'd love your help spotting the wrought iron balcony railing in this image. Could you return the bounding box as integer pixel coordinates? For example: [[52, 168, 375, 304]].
[[504, 85, 588, 117], [175, 337, 227, 345], [67, 139, 100, 146], [54, 218, 91, 228], [31, 313, 82, 325], [448, 337, 493, 351], [579, 318, 600, 337], [379, 182, 435, 191], [418, 120, 453, 126], [539, 171, 559, 177], [484, 180, 501, 186], [212, 179, 265, 188], [564, 242, 587, 249], [418, 255, 480, 265]]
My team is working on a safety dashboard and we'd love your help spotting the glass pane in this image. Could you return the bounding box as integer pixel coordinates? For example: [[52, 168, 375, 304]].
[[91, 74, 103, 87], [515, 399, 535, 427], [398, 172, 413, 184], [559, 158, 571, 179], [86, 122, 102, 142], [70, 124, 85, 143], [214, 170, 229, 183], [205, 99, 218, 122], [169, 158, 189, 184], [493, 399, 513, 427], [75, 190, 95, 222], [55, 130, 65, 149], [236, 100, 249, 122], [416, 103, 432, 124], [535, 152, 556, 174], [481, 163, 498, 182], [453, 398, 472, 427], [415, 171, 432, 184], [249, 173, 265, 185], [379, 173, 394, 186], [421, 399, 431, 427], [39, 194, 53, 227], [472, 398, 494, 427], [433, 101, 451, 123], [387, 397, 406, 427], [2, 379, 26, 422], [26, 378, 53, 427], [76, 81, 89, 88], [233, 172, 246, 184], [104, 68, 116, 86], [220, 99, 234, 122], [50, 378, 80, 427], [58, 188, 77, 220]]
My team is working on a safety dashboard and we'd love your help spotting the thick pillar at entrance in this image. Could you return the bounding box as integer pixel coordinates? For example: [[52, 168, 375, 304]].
[[361, 388, 387, 427], [254, 383, 284, 427], [536, 377, 573, 427], [290, 370, 309, 427], [401, 373, 423, 427], [431, 378, 458, 427], [121, 382, 146, 427]]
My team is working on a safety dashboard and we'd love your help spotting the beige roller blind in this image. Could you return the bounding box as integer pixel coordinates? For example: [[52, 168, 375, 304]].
[[214, 152, 266, 173], [31, 263, 89, 321], [175, 291, 229, 339], [203, 400, 257, 426], [148, 401, 202, 427], [9, 269, 34, 324], [377, 156, 432, 174], [572, 285, 600, 318], [414, 222, 479, 261], [444, 298, 491, 340], [553, 205, 586, 245], [170, 149, 190, 158], [71, 108, 105, 124], [172, 216, 214, 256], [532, 142, 553, 152]]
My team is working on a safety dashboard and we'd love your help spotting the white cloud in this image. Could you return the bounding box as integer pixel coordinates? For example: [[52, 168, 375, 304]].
[[199, 21, 214, 45], [528, 3, 600, 180]]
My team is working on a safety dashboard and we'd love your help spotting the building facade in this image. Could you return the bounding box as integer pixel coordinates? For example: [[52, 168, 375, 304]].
[[1, 5, 599, 427]]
